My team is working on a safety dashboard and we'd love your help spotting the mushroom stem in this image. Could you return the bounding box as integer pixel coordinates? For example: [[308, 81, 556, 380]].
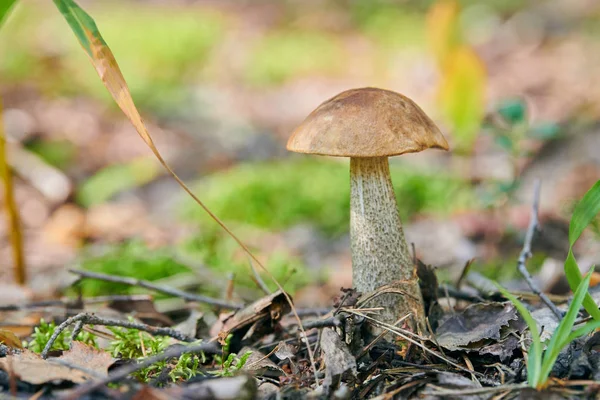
[[350, 157, 426, 332]]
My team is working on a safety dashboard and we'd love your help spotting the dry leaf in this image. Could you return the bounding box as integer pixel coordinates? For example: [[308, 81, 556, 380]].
[[274, 341, 297, 361], [320, 328, 357, 389], [241, 346, 284, 377], [0, 329, 23, 349], [435, 302, 517, 351], [0, 342, 113, 385], [211, 290, 291, 344], [0, 350, 88, 385], [59, 341, 114, 377]]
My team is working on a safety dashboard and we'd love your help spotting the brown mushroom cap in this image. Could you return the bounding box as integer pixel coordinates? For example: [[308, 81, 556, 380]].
[[287, 87, 449, 157]]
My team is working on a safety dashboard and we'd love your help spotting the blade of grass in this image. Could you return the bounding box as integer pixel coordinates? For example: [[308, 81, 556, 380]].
[[495, 284, 541, 388], [0, 99, 26, 285], [567, 319, 600, 343], [564, 180, 600, 320], [52, 0, 319, 384], [539, 270, 593, 386], [0, 0, 18, 26]]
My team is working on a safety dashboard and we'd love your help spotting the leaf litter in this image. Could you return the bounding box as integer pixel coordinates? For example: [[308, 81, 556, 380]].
[[0, 342, 113, 385]]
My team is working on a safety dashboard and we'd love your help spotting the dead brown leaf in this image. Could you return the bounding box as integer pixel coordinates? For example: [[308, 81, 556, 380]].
[[435, 302, 518, 351], [0, 342, 113, 385], [211, 290, 291, 348], [0, 350, 87, 385], [0, 329, 23, 349], [59, 341, 114, 377], [241, 346, 284, 377]]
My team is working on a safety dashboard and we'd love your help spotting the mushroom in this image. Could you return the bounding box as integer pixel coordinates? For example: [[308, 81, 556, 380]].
[[287, 87, 449, 332]]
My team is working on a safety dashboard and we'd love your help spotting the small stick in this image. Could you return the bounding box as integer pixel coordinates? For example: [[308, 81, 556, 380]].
[[302, 316, 343, 330], [70, 320, 84, 341], [516, 180, 563, 320], [247, 255, 271, 295], [69, 269, 242, 310], [65, 341, 219, 400], [41, 313, 195, 359], [455, 258, 475, 289], [0, 295, 156, 312], [437, 284, 485, 303], [293, 307, 332, 317]]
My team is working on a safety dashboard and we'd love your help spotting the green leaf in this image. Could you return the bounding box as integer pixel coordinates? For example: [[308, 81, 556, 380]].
[[539, 270, 593, 386], [568, 180, 600, 245], [530, 122, 561, 140], [567, 319, 600, 344], [53, 0, 105, 56], [494, 135, 514, 152], [497, 98, 526, 125], [236, 351, 253, 370], [223, 353, 235, 369], [495, 283, 541, 388], [0, 0, 18, 27], [564, 180, 600, 320]]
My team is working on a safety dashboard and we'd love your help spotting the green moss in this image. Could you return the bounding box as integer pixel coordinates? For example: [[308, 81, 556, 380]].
[[182, 158, 477, 237], [74, 240, 191, 297], [245, 30, 344, 86]]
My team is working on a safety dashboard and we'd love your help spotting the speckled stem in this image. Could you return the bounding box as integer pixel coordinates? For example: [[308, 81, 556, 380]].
[[350, 157, 426, 333]]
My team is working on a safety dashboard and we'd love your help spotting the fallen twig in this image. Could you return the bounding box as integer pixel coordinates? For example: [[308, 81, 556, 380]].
[[302, 316, 343, 330], [437, 284, 485, 303], [0, 294, 155, 312], [516, 179, 563, 320], [293, 307, 332, 317], [65, 341, 219, 400], [69, 269, 242, 310], [41, 313, 195, 359], [247, 255, 271, 295]]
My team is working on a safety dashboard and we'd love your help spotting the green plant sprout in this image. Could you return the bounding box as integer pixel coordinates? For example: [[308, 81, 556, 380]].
[[27, 319, 97, 353], [210, 333, 252, 377], [136, 343, 206, 384], [563, 180, 600, 320], [497, 271, 600, 389], [496, 179, 600, 389], [210, 351, 253, 377], [109, 324, 169, 359]]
